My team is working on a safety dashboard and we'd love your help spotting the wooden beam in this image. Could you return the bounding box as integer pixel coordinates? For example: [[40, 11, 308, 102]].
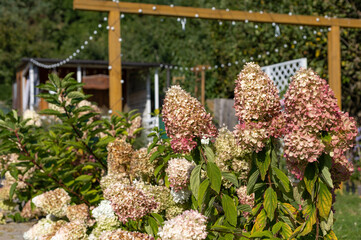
[[74, 0, 361, 28], [16, 70, 22, 113], [327, 26, 342, 109], [108, 11, 122, 114]]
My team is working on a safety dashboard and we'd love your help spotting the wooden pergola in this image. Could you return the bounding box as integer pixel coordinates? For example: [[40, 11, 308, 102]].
[[74, 0, 361, 112]]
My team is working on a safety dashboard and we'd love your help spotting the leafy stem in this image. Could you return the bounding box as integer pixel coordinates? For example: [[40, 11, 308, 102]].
[[14, 128, 91, 206]]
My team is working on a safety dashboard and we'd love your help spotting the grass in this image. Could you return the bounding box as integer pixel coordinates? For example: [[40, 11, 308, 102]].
[[333, 191, 361, 239]]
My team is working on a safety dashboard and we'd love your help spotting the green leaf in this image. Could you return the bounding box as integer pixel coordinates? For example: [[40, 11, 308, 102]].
[[148, 217, 158, 236], [317, 182, 332, 220], [221, 194, 237, 227], [149, 151, 160, 163], [237, 204, 252, 213], [303, 162, 317, 197], [251, 203, 262, 216], [272, 166, 291, 192], [264, 187, 277, 221], [221, 172, 239, 187], [255, 149, 271, 181], [151, 213, 164, 225], [272, 222, 283, 234], [75, 175, 93, 182], [301, 204, 316, 236], [9, 182, 18, 200], [252, 209, 267, 233], [207, 162, 222, 194], [67, 91, 85, 99], [204, 145, 215, 162], [250, 230, 273, 238], [324, 230, 337, 240], [281, 222, 293, 239], [321, 165, 334, 189], [0, 120, 12, 130], [96, 136, 115, 148], [190, 165, 202, 199], [198, 179, 210, 210], [39, 109, 62, 116], [280, 203, 297, 220], [247, 169, 259, 194]]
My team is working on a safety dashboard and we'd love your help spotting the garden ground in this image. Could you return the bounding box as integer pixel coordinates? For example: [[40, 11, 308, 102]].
[[334, 192, 361, 239]]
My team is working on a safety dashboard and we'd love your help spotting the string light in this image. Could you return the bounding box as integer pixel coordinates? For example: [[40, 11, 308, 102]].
[[30, 15, 109, 69], [30, 4, 325, 71]]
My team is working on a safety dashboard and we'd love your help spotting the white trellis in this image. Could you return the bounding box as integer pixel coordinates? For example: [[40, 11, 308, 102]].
[[261, 58, 307, 92]]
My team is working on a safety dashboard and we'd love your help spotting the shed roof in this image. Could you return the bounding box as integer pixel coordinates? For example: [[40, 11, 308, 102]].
[[18, 58, 163, 70]]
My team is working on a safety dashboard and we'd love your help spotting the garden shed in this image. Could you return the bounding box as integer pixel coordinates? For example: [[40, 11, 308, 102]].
[[13, 58, 162, 127]]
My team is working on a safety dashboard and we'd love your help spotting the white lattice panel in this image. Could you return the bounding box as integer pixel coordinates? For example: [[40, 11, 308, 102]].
[[261, 58, 307, 92]]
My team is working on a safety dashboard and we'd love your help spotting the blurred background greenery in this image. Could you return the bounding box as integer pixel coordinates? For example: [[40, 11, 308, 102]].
[[1, 0, 361, 123]]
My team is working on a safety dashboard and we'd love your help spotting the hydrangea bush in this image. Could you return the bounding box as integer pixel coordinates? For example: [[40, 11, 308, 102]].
[[0, 65, 357, 240]]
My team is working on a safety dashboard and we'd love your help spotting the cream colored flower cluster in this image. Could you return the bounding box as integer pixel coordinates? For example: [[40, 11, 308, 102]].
[[127, 115, 142, 138], [66, 204, 90, 223], [23, 109, 42, 127], [165, 158, 195, 191], [158, 210, 208, 240], [50, 220, 87, 240], [134, 180, 173, 213], [233, 63, 284, 153], [100, 173, 130, 191], [234, 62, 281, 122], [106, 139, 157, 181], [103, 182, 158, 223], [1, 154, 36, 190], [236, 186, 255, 217], [162, 85, 217, 153], [215, 127, 250, 186], [130, 147, 157, 180], [23, 217, 67, 240], [21, 200, 45, 219], [107, 138, 133, 174], [32, 188, 71, 218], [99, 229, 154, 240]]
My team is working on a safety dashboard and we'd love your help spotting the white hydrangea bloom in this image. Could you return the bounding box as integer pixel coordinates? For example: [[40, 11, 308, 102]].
[[92, 200, 118, 223], [23, 217, 56, 240], [170, 188, 191, 204], [158, 210, 208, 240], [89, 200, 121, 239]]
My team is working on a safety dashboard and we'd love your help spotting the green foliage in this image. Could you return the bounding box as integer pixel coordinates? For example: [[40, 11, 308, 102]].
[[0, 73, 142, 209]]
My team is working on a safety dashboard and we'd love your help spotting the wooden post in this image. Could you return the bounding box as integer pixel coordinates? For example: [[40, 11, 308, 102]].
[[327, 25, 342, 109], [16, 70, 22, 113], [108, 11, 122, 114], [201, 69, 205, 105]]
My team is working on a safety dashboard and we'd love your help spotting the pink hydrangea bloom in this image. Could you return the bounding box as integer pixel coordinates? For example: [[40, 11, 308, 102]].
[[103, 183, 158, 223], [284, 128, 325, 179], [284, 68, 340, 133], [158, 210, 208, 240], [284, 68, 357, 183], [165, 158, 195, 191], [162, 85, 217, 153]]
